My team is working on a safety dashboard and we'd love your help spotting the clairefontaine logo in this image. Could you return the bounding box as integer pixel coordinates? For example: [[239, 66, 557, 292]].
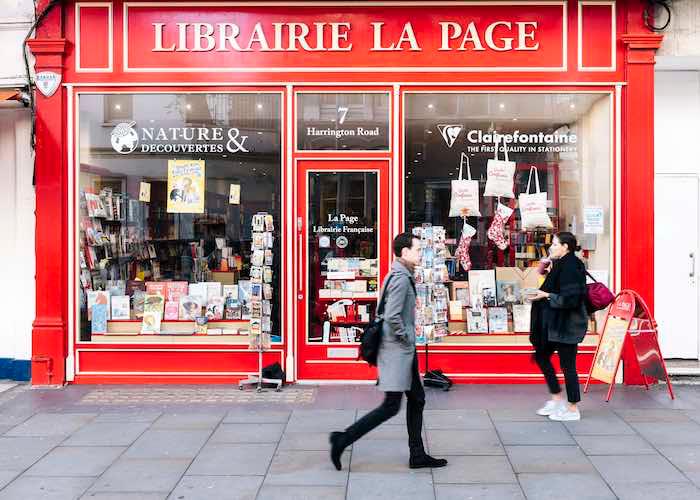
[[111, 121, 139, 154], [437, 124, 463, 148]]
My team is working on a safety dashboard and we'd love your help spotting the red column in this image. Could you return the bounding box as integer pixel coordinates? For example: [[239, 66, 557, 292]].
[[27, 0, 67, 385], [620, 4, 663, 385]]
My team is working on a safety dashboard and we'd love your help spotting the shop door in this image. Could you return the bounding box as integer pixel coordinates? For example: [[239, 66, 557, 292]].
[[655, 174, 699, 359], [296, 160, 390, 380]]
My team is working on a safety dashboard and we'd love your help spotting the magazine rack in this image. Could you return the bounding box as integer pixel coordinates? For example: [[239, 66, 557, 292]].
[[238, 341, 282, 392]]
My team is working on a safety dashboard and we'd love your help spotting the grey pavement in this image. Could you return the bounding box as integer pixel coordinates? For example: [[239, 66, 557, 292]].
[[0, 381, 699, 499]]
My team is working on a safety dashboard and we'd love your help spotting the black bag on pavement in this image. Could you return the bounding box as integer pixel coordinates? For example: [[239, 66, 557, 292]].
[[261, 362, 285, 386], [359, 275, 394, 366]]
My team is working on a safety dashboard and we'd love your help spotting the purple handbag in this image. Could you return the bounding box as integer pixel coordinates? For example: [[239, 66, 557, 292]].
[[585, 271, 615, 313]]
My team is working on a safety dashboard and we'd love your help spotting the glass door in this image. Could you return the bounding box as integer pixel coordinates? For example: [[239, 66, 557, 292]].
[[296, 160, 390, 380]]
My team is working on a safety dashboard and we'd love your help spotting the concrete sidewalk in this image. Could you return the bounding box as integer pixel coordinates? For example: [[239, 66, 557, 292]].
[[0, 382, 699, 499]]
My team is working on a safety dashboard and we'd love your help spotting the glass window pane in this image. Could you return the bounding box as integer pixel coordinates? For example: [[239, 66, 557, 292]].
[[78, 93, 282, 343]]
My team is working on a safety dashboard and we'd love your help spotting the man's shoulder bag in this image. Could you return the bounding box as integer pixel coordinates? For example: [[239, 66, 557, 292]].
[[358, 274, 394, 366]]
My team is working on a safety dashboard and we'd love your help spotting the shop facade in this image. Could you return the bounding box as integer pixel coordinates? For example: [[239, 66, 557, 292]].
[[28, 0, 660, 385]]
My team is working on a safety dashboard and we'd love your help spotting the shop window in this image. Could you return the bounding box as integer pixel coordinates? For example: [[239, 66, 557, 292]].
[[296, 92, 390, 151], [77, 93, 282, 345], [404, 92, 612, 344]]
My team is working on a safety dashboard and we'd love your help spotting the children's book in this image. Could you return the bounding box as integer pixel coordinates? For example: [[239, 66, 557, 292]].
[[164, 301, 180, 320], [91, 303, 108, 334], [144, 293, 165, 314], [206, 296, 225, 320], [111, 296, 131, 320], [87, 290, 111, 320], [145, 282, 167, 298], [488, 307, 509, 333], [188, 282, 208, 304], [141, 311, 162, 334], [467, 308, 488, 333], [166, 281, 189, 303], [513, 304, 532, 332], [179, 295, 203, 320], [132, 291, 146, 319]]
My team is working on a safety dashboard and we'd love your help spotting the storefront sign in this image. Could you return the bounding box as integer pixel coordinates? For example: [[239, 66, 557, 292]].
[[443, 127, 578, 153], [35, 71, 61, 97], [110, 121, 250, 155], [312, 213, 375, 235], [124, 4, 567, 72]]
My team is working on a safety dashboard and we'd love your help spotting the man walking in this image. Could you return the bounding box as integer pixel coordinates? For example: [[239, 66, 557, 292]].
[[329, 233, 448, 470]]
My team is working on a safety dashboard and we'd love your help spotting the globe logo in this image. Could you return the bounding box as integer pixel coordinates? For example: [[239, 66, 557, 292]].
[[111, 121, 139, 154]]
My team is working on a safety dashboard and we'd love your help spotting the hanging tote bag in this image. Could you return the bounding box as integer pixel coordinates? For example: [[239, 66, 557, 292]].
[[484, 136, 516, 198], [519, 166, 553, 230], [449, 152, 481, 217]]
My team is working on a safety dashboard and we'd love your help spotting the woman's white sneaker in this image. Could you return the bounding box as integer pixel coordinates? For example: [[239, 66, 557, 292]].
[[549, 406, 581, 421], [536, 400, 564, 416]]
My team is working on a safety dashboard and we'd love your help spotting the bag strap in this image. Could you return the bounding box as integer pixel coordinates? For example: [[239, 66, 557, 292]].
[[493, 135, 500, 160], [377, 273, 395, 316], [459, 152, 471, 180], [585, 270, 598, 283], [526, 166, 540, 194]]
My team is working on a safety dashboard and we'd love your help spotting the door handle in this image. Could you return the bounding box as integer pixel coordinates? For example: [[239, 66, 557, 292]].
[[691, 252, 696, 278], [297, 217, 304, 299]]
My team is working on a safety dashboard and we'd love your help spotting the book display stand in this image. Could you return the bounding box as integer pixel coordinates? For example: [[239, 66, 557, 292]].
[[239, 212, 282, 392]]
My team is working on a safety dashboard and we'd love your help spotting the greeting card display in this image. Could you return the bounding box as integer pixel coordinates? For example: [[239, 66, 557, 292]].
[[249, 212, 274, 345], [412, 224, 449, 344]]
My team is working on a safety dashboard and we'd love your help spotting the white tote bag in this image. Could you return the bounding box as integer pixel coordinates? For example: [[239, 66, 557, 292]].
[[519, 166, 553, 230], [484, 136, 515, 198], [449, 152, 481, 217]]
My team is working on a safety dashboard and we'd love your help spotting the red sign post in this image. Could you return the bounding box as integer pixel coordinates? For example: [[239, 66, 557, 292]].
[[584, 290, 674, 402]]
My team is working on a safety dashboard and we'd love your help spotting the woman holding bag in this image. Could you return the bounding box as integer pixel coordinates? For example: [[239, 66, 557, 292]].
[[528, 232, 588, 421]]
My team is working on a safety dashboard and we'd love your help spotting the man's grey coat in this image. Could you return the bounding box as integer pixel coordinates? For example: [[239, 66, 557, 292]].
[[377, 260, 418, 392]]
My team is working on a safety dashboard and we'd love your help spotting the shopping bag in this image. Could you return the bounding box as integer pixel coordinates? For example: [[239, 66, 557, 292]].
[[449, 152, 481, 217], [518, 166, 553, 230], [484, 136, 515, 198]]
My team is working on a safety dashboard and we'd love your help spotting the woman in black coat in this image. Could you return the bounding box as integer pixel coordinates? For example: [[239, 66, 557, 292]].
[[529, 232, 588, 422]]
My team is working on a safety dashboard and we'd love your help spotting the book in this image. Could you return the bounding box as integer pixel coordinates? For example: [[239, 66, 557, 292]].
[[205, 282, 222, 303], [224, 296, 242, 320], [238, 280, 252, 320], [467, 308, 488, 333], [179, 295, 203, 320], [144, 293, 165, 314], [195, 316, 208, 334], [141, 311, 162, 334], [488, 307, 509, 333], [164, 301, 180, 320], [497, 280, 521, 306], [468, 270, 496, 310], [166, 281, 189, 303], [87, 290, 111, 320], [132, 291, 146, 319], [91, 303, 108, 334], [126, 280, 146, 296], [111, 296, 131, 320], [145, 282, 167, 298], [513, 304, 532, 332], [85, 192, 107, 218], [206, 296, 225, 320], [223, 284, 239, 300], [188, 282, 208, 304]]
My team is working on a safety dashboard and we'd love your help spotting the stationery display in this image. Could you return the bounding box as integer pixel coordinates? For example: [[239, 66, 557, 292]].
[[412, 224, 449, 345]]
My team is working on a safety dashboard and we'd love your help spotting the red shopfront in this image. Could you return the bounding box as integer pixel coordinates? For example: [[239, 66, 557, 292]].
[[28, 0, 660, 385]]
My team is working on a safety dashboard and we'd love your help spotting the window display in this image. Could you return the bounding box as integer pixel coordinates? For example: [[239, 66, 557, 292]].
[[404, 93, 612, 343], [77, 93, 282, 342]]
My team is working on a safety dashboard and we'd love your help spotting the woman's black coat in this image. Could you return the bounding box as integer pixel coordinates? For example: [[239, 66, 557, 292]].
[[530, 252, 589, 346]]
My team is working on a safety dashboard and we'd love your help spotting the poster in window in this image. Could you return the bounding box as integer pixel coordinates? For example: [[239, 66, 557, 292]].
[[167, 160, 205, 213]]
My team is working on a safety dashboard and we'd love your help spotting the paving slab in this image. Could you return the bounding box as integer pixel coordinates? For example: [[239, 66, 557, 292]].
[[656, 445, 700, 472], [285, 410, 357, 433], [423, 409, 494, 430], [495, 421, 576, 446], [0, 436, 64, 471], [573, 434, 657, 455], [151, 413, 224, 430], [256, 485, 346, 500], [432, 455, 517, 484], [0, 476, 94, 500], [92, 412, 163, 423], [0, 471, 18, 490], [426, 429, 504, 455], [167, 475, 263, 500], [223, 410, 291, 424], [87, 458, 191, 493], [278, 431, 343, 451], [123, 429, 211, 460], [612, 481, 700, 500], [435, 483, 525, 500], [506, 446, 595, 473], [517, 473, 616, 500], [630, 421, 700, 446], [350, 439, 429, 474], [616, 409, 694, 423], [209, 423, 285, 444], [81, 493, 167, 500], [4, 413, 96, 437], [62, 422, 151, 447], [264, 450, 349, 486], [563, 411, 635, 435], [347, 472, 435, 500], [187, 443, 276, 476], [590, 454, 689, 484], [24, 446, 126, 477]]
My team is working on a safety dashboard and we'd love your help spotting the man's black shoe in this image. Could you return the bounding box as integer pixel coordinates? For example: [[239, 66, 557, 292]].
[[329, 431, 345, 471], [409, 454, 448, 469]]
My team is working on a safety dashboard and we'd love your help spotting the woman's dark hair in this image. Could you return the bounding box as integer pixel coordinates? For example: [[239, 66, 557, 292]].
[[393, 232, 419, 257], [555, 231, 581, 252]]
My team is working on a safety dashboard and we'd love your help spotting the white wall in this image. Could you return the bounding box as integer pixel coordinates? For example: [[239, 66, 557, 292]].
[[0, 0, 34, 87], [0, 108, 35, 364]]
